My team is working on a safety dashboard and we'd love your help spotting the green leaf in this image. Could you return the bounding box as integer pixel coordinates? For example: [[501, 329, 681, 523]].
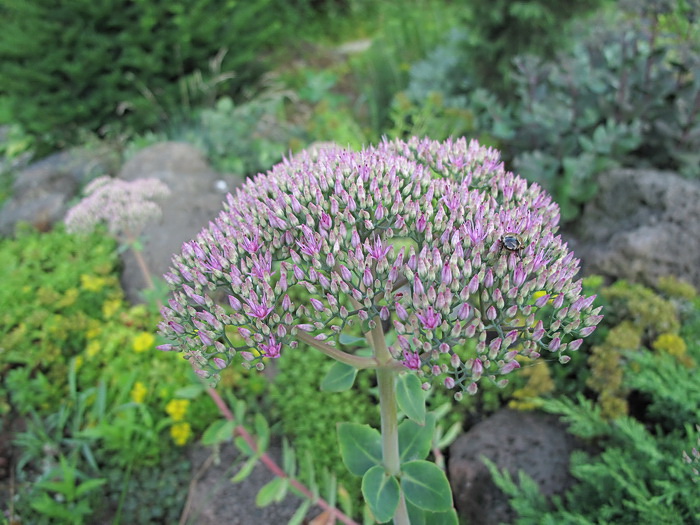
[[256, 477, 289, 507], [255, 413, 270, 452], [399, 412, 436, 462], [174, 384, 205, 399], [75, 478, 107, 498], [339, 333, 366, 345], [406, 500, 459, 525], [396, 373, 426, 424], [235, 435, 255, 456], [231, 455, 259, 483], [320, 361, 358, 392], [288, 500, 311, 525], [362, 465, 400, 523], [201, 419, 236, 446], [337, 422, 383, 476], [401, 460, 453, 512]]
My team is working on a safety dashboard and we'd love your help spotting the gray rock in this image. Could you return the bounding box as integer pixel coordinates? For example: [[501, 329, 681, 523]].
[[575, 168, 700, 288], [448, 409, 578, 525], [183, 442, 303, 525], [0, 145, 119, 236], [117, 142, 243, 302]]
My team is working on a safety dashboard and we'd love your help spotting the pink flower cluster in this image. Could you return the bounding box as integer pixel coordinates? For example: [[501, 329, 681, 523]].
[[158, 137, 602, 394], [65, 176, 170, 240]]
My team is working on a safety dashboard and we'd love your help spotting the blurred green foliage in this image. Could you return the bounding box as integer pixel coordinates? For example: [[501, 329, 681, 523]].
[[0, 226, 217, 523], [399, 1, 700, 220], [0, 0, 288, 151]]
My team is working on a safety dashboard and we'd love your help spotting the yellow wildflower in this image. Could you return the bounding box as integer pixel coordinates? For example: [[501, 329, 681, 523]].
[[130, 381, 147, 404], [165, 399, 190, 421], [132, 332, 155, 353], [102, 299, 121, 319], [80, 274, 107, 292], [85, 321, 102, 340], [85, 340, 100, 358], [74, 355, 84, 370], [170, 422, 192, 446], [57, 288, 78, 307]]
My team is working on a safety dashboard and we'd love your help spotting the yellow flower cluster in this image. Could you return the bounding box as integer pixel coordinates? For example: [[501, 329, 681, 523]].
[[102, 299, 121, 319], [165, 399, 189, 421], [166, 399, 192, 446], [130, 381, 147, 404], [80, 273, 108, 292], [132, 332, 155, 353], [170, 422, 192, 446]]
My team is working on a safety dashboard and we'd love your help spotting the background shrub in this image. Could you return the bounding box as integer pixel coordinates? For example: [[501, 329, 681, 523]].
[[0, 0, 289, 150]]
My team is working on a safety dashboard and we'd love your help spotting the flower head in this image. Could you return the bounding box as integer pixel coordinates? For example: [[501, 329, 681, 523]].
[[158, 137, 601, 394], [65, 176, 170, 240]]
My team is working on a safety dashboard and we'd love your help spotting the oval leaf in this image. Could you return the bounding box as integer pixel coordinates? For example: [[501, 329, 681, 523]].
[[399, 412, 436, 462], [401, 460, 453, 512], [396, 373, 426, 424], [201, 419, 236, 446], [231, 455, 258, 483], [339, 333, 366, 345], [337, 422, 382, 476], [362, 465, 400, 523], [406, 500, 459, 525], [321, 361, 358, 392], [256, 476, 289, 507]]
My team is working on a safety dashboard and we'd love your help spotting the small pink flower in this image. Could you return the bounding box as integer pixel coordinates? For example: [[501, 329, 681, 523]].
[[261, 337, 282, 359], [403, 350, 421, 370], [416, 307, 441, 330]]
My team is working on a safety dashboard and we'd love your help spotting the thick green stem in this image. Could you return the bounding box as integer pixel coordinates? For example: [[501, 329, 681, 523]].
[[372, 321, 411, 524]]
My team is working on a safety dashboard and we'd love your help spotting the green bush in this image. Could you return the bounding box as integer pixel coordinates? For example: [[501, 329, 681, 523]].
[[401, 2, 700, 220], [465, 0, 608, 94], [0, 0, 287, 150], [486, 289, 700, 523], [1, 226, 217, 523]]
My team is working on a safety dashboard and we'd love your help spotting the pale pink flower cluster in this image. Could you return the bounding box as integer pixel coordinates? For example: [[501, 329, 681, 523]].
[[158, 137, 602, 395], [65, 176, 170, 240]]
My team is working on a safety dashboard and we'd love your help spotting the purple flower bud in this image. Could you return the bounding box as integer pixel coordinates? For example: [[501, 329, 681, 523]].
[[396, 302, 408, 321], [486, 306, 497, 321], [558, 355, 571, 364], [468, 274, 480, 294], [444, 377, 455, 389], [213, 358, 226, 369], [458, 303, 472, 320], [552, 294, 565, 309], [451, 353, 461, 368], [380, 306, 390, 320], [500, 360, 520, 374], [549, 337, 561, 352], [363, 267, 373, 287], [441, 263, 453, 285], [579, 326, 597, 337], [157, 344, 174, 351], [310, 298, 325, 312], [535, 294, 550, 307], [198, 331, 213, 346], [569, 338, 583, 351], [168, 321, 185, 334], [532, 321, 545, 341], [466, 382, 478, 395], [472, 358, 484, 378]]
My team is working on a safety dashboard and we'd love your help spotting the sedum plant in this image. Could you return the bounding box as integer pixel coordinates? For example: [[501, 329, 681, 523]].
[[157, 137, 602, 523]]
